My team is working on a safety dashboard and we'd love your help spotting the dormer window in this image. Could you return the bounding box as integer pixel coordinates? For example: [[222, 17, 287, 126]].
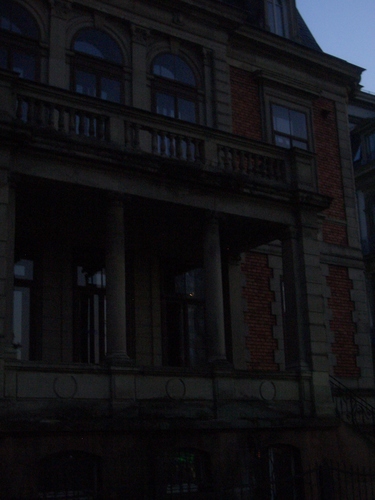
[[267, 0, 287, 36]]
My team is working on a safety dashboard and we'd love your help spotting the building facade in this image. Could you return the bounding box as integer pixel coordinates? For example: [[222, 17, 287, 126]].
[[0, 0, 374, 497]]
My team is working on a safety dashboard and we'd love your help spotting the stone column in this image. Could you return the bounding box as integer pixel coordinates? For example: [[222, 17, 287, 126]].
[[282, 216, 334, 416], [105, 198, 130, 365], [49, 0, 70, 87], [0, 173, 16, 359], [131, 25, 150, 110], [204, 215, 227, 364]]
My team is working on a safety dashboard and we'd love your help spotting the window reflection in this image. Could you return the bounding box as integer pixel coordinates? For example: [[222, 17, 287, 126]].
[[13, 258, 34, 360]]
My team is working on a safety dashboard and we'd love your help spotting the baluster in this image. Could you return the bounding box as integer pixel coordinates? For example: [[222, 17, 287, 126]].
[[159, 132, 166, 156], [78, 111, 85, 135], [124, 120, 129, 149], [16, 95, 24, 121], [88, 113, 95, 137], [68, 108, 76, 134], [132, 123, 140, 149], [34, 100, 43, 127], [223, 146, 230, 171], [231, 148, 237, 172], [186, 137, 192, 161], [57, 106, 65, 132], [104, 117, 110, 141], [27, 98, 35, 125], [176, 135, 182, 159], [169, 134, 175, 158], [97, 116, 104, 141], [151, 129, 158, 154], [239, 150, 245, 173], [47, 103, 54, 129]]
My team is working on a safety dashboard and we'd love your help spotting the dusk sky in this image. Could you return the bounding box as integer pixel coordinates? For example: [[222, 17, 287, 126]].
[[297, 0, 375, 93]]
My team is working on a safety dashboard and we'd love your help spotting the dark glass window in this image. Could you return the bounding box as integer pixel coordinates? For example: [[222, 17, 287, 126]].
[[162, 266, 206, 368], [157, 449, 212, 497], [271, 104, 308, 149], [267, 0, 286, 36], [39, 451, 102, 499], [74, 263, 106, 364], [72, 29, 123, 103], [0, 1, 40, 80], [255, 445, 304, 499], [13, 258, 34, 360], [366, 132, 375, 162], [152, 53, 198, 123]]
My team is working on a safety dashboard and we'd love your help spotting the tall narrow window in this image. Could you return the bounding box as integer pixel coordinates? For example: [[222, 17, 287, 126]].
[[74, 263, 106, 364], [267, 0, 286, 36], [0, 1, 40, 80], [152, 53, 198, 123], [271, 104, 308, 150], [13, 258, 34, 360], [72, 29, 123, 103], [162, 266, 206, 368]]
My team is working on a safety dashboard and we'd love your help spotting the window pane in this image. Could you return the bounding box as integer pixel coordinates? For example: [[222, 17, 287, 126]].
[[156, 92, 175, 117], [272, 104, 290, 134], [13, 51, 36, 80], [14, 259, 34, 280], [292, 139, 308, 150], [75, 70, 97, 97], [101, 77, 121, 103], [74, 29, 123, 64], [153, 53, 196, 86], [290, 109, 307, 139], [0, 47, 7, 69], [178, 98, 196, 123], [13, 287, 30, 360], [0, 3, 39, 39], [275, 134, 291, 149]]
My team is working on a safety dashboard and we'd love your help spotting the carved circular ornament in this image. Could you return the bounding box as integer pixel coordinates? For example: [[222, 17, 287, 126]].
[[166, 378, 186, 400], [53, 375, 78, 399], [259, 380, 276, 401]]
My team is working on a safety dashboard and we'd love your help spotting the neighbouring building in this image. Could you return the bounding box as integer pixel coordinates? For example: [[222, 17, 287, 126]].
[[350, 91, 375, 375], [0, 0, 374, 498]]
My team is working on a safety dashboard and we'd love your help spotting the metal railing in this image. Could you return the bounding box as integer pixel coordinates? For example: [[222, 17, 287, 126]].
[[330, 375, 375, 439]]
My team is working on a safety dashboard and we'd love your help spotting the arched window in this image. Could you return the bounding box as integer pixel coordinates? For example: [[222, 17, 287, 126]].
[[72, 28, 123, 103], [38, 451, 102, 499], [152, 53, 198, 123], [0, 1, 40, 80]]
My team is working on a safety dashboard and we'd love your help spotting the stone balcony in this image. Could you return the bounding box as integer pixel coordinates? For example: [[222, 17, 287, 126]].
[[0, 70, 319, 198]]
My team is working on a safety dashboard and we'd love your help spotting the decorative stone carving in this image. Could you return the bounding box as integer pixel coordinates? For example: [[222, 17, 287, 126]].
[[131, 25, 150, 45]]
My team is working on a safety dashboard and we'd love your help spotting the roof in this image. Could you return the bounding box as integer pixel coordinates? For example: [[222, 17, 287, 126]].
[[296, 9, 322, 52]]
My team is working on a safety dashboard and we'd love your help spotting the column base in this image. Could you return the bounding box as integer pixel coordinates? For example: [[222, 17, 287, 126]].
[[105, 353, 134, 367]]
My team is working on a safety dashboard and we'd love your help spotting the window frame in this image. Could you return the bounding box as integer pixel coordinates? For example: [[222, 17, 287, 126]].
[[264, 90, 314, 152], [266, 0, 290, 37], [151, 52, 200, 124], [71, 28, 125, 103], [0, 1, 41, 81]]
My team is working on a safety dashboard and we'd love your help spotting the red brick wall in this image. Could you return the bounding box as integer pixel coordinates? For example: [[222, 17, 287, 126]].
[[230, 67, 262, 140], [313, 98, 348, 246], [326, 265, 359, 378], [241, 252, 278, 371]]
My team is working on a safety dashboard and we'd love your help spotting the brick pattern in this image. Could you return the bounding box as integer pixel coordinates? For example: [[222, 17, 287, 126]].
[[326, 265, 360, 378], [313, 98, 348, 246], [230, 67, 262, 140], [241, 252, 278, 371]]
